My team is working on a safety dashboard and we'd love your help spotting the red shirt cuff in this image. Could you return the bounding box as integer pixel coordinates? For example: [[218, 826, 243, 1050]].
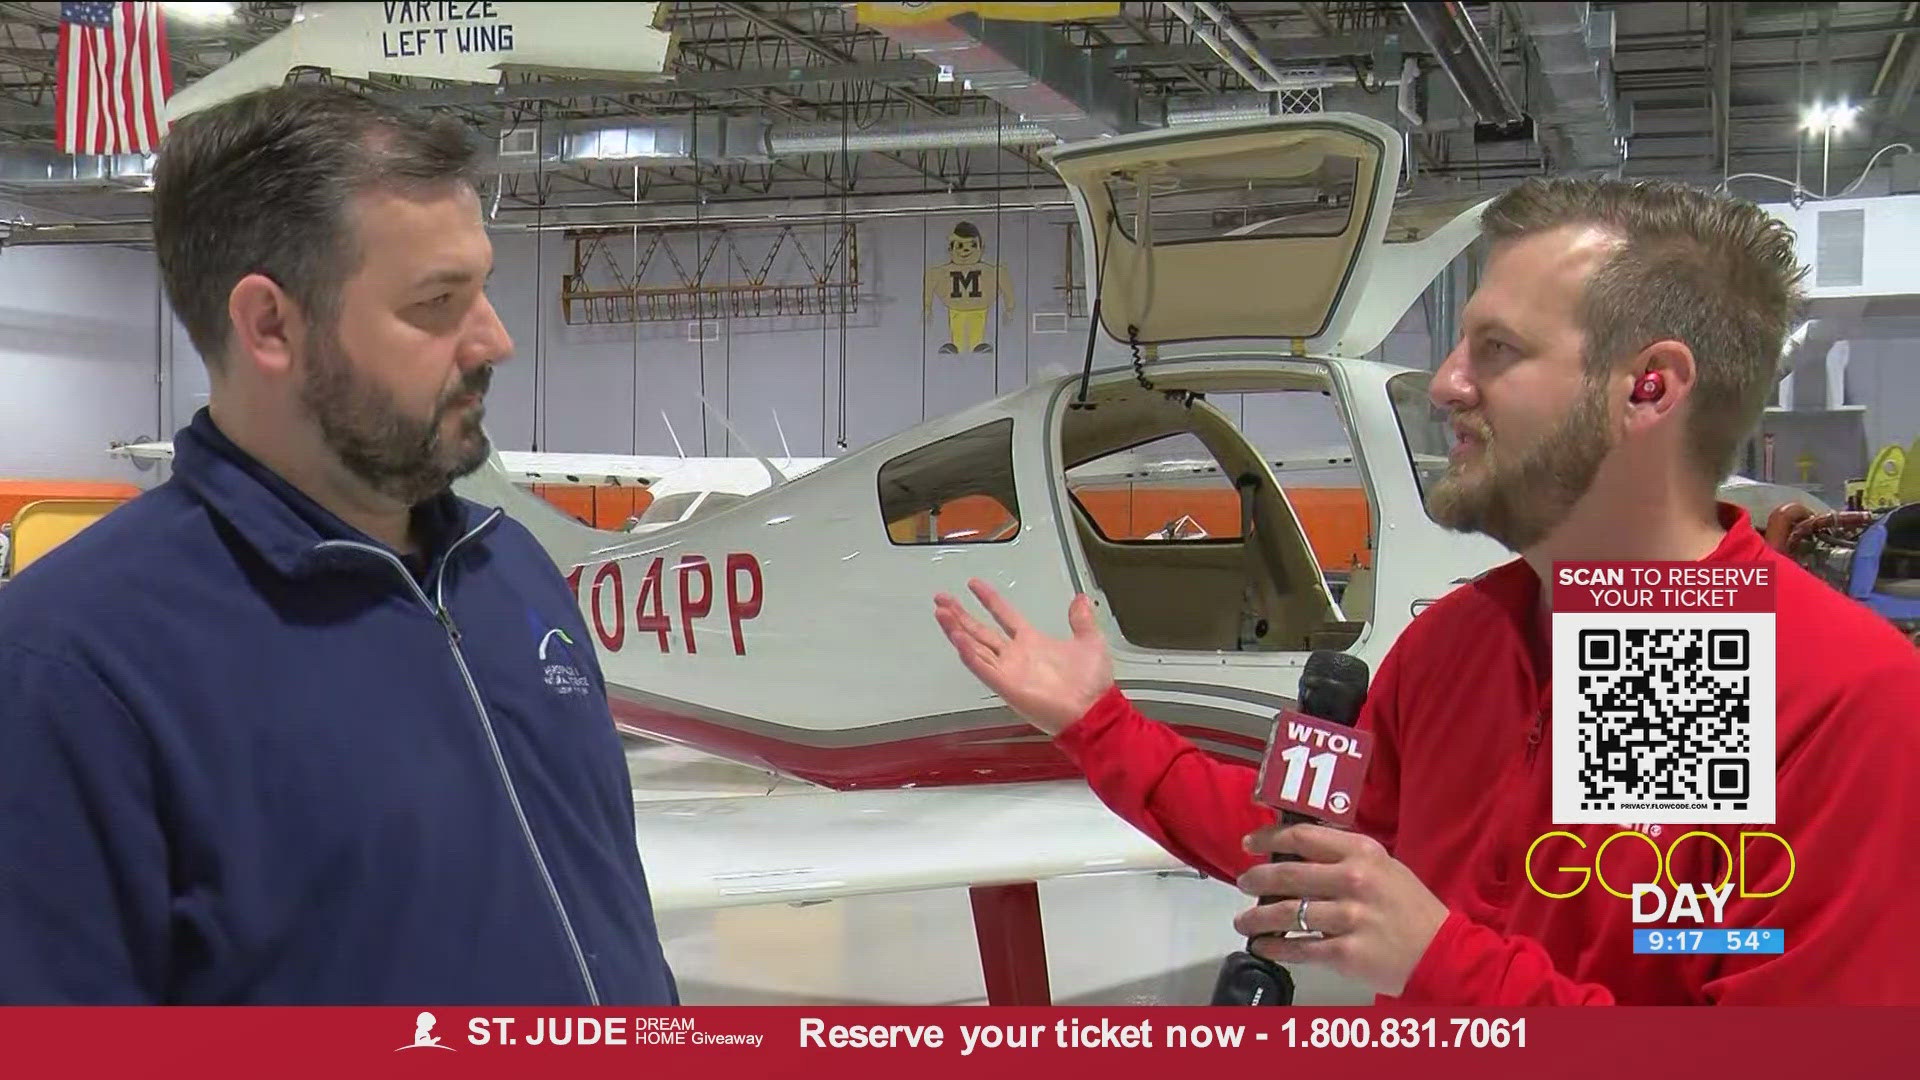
[[1397, 909, 1473, 1004], [1052, 684, 1131, 762]]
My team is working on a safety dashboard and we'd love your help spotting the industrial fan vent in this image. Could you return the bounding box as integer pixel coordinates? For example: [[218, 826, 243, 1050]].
[[1816, 208, 1865, 288], [499, 127, 539, 158]]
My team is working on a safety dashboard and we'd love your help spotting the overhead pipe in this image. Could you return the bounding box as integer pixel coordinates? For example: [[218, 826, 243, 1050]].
[[0, 145, 154, 187], [1508, 1, 1628, 172], [1163, 1, 1287, 92], [1193, 1, 1299, 89], [867, 10, 1144, 140], [0, 195, 1086, 246], [1400, 1, 1525, 127], [762, 117, 1057, 157], [1165, 1, 1391, 106]]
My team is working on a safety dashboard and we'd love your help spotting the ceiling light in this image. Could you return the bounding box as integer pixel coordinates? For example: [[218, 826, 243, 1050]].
[[1802, 102, 1859, 133]]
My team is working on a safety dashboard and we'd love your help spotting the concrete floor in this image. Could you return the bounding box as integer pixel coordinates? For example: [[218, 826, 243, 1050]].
[[627, 740, 1373, 1007]]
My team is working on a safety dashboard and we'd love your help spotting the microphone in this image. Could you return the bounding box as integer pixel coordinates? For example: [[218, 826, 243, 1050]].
[[1209, 650, 1372, 1006]]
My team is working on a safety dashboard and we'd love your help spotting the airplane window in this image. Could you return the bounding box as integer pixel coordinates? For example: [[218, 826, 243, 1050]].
[[640, 492, 701, 524], [1066, 432, 1244, 543], [878, 419, 1020, 545], [1105, 152, 1360, 245], [1387, 370, 1453, 521], [689, 492, 746, 519]]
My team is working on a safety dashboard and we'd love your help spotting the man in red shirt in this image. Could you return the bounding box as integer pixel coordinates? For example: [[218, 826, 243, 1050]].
[[933, 177, 1920, 1005]]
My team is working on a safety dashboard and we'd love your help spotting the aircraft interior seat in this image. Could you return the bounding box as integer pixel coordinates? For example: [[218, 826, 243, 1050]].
[[1070, 506, 1252, 650], [1063, 394, 1341, 653], [1338, 562, 1375, 622]]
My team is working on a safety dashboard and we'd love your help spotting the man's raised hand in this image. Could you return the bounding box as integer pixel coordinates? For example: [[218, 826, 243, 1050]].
[[932, 579, 1114, 735]]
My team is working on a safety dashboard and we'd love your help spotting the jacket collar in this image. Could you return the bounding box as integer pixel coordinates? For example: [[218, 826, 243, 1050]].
[[170, 407, 499, 580]]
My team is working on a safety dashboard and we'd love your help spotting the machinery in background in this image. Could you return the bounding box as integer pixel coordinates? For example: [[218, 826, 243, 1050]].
[[1846, 438, 1920, 511], [1769, 501, 1920, 646]]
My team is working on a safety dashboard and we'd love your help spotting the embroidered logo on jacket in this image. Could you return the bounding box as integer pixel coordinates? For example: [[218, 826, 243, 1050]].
[[531, 613, 592, 697]]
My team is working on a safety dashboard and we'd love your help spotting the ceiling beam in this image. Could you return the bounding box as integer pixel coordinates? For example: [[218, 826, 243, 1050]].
[[1091, 32, 1388, 68], [1296, 3, 1338, 40], [713, 1, 950, 118], [0, 61, 945, 126], [1712, 1, 1734, 180]]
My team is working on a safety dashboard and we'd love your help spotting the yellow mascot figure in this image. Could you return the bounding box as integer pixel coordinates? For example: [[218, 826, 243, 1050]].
[[924, 221, 1015, 354]]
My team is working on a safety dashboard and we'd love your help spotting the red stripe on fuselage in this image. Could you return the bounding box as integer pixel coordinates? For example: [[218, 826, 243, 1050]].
[[608, 698, 1263, 791]]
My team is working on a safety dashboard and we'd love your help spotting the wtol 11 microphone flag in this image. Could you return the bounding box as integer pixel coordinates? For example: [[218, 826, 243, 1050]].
[[1210, 650, 1372, 1006]]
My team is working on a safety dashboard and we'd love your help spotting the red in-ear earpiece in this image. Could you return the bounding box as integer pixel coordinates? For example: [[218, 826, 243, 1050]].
[[1631, 372, 1665, 403]]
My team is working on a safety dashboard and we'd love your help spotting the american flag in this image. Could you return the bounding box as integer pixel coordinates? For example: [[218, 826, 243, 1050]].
[[56, 2, 174, 155]]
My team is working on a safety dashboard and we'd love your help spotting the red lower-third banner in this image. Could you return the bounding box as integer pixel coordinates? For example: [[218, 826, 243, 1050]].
[[0, 1006, 1904, 1076]]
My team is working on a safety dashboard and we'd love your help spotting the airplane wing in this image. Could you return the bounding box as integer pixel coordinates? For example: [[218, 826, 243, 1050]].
[[109, 441, 832, 494], [631, 779, 1189, 912]]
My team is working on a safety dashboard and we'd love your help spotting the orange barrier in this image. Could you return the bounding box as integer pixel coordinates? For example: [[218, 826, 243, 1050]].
[[886, 485, 1373, 570], [1075, 485, 1372, 570], [522, 479, 1373, 569], [531, 485, 653, 530]]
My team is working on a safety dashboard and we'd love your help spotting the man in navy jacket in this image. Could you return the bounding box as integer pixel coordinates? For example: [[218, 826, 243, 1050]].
[[0, 84, 678, 1004]]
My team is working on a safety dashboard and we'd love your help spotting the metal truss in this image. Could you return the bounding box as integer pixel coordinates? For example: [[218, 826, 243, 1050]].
[[560, 221, 860, 325]]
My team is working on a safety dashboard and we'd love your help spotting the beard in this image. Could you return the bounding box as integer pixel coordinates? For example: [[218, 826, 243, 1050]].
[[297, 329, 493, 507], [1427, 376, 1614, 552]]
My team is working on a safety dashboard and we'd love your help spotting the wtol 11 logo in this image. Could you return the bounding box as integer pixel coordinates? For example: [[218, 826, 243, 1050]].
[[1525, 828, 1795, 956]]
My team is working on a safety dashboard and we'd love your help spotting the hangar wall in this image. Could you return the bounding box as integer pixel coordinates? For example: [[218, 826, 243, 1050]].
[[1842, 339, 1920, 457], [0, 237, 167, 480], [5, 202, 1445, 484]]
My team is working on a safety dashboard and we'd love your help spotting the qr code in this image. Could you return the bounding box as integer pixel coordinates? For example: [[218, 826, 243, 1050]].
[[1552, 614, 1775, 825]]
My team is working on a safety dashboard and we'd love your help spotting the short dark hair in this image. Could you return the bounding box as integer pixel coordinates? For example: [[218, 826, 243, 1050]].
[[951, 221, 981, 240], [1481, 178, 1807, 484], [152, 82, 481, 367]]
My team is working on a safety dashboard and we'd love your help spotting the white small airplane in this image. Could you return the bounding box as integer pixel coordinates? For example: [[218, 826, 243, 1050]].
[[449, 114, 1513, 1003], [110, 115, 1817, 1003]]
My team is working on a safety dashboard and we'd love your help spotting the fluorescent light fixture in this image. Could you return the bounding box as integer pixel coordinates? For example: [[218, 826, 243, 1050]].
[[1801, 101, 1859, 132], [163, 2, 236, 21]]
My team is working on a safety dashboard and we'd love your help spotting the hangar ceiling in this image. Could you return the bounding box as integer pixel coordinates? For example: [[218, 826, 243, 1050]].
[[3, 2, 1920, 238]]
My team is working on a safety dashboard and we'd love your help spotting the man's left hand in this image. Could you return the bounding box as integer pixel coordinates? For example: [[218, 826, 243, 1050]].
[[1232, 824, 1450, 997]]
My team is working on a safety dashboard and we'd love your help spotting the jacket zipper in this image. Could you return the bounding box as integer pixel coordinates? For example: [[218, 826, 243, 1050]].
[[316, 520, 602, 1005], [1525, 674, 1551, 766]]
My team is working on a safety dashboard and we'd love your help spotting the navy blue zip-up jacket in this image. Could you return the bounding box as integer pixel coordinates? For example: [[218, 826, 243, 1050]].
[[0, 409, 678, 1004]]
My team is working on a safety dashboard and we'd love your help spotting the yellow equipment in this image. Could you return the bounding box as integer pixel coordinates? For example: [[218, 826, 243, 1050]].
[[5, 498, 124, 576], [1856, 443, 1909, 510]]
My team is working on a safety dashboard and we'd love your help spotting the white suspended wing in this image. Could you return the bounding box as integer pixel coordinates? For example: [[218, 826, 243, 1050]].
[[499, 451, 833, 493], [108, 441, 832, 496]]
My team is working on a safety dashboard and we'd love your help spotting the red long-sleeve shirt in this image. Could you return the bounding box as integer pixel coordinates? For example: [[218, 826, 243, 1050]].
[[1056, 506, 1920, 1005]]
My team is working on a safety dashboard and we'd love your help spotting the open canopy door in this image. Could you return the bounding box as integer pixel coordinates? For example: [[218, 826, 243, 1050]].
[[1047, 114, 1484, 358]]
